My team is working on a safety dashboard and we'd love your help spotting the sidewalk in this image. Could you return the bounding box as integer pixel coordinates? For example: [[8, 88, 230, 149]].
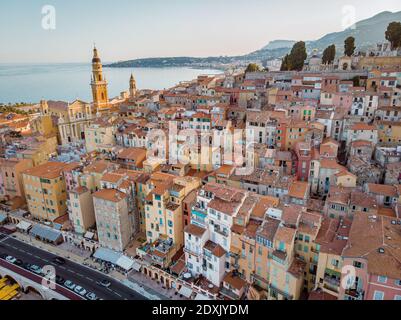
[[11, 231, 171, 300], [13, 232, 98, 268], [127, 270, 184, 300]]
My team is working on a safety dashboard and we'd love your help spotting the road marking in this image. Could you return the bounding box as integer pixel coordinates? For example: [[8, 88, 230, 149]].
[[86, 277, 93, 281]]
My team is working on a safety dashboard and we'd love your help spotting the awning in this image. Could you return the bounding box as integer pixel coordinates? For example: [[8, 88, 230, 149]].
[[116, 255, 135, 271], [93, 247, 121, 265], [84, 231, 95, 240], [30, 224, 63, 242], [131, 261, 142, 272], [16, 221, 32, 232], [93, 247, 136, 271], [0, 213, 7, 224], [325, 268, 341, 278], [194, 293, 212, 300], [178, 286, 193, 298]]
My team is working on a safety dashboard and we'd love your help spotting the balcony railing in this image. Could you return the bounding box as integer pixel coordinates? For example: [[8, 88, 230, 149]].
[[344, 288, 364, 300], [184, 246, 201, 257]]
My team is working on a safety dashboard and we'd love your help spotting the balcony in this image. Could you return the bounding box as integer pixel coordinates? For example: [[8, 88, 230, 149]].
[[192, 205, 207, 214], [184, 246, 201, 257], [323, 276, 340, 293], [271, 250, 287, 265], [344, 288, 365, 300], [213, 225, 228, 237], [269, 283, 293, 300]]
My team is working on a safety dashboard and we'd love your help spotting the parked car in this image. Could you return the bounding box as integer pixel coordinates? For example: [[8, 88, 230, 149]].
[[52, 257, 66, 265], [22, 263, 32, 270], [96, 279, 111, 288], [0, 253, 8, 259], [64, 280, 76, 290], [29, 265, 43, 275], [6, 256, 17, 264], [14, 259, 23, 266], [86, 292, 98, 300], [74, 286, 87, 296]]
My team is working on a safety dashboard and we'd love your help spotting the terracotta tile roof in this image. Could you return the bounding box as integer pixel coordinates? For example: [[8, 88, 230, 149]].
[[274, 226, 296, 244], [84, 160, 112, 174], [204, 240, 226, 258], [350, 122, 376, 131], [319, 159, 345, 171], [288, 181, 309, 199], [315, 218, 351, 255], [185, 224, 207, 237], [223, 272, 247, 291], [367, 184, 398, 197], [350, 191, 377, 209], [23, 161, 71, 179], [288, 257, 306, 279], [343, 212, 401, 279], [93, 189, 127, 203], [117, 147, 147, 161], [281, 205, 303, 226], [101, 172, 124, 183]]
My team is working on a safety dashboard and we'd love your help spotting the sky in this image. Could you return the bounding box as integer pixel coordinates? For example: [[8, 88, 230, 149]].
[[1, 0, 401, 63]]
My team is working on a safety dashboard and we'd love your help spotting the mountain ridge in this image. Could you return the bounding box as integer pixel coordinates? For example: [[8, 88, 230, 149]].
[[106, 10, 401, 69]]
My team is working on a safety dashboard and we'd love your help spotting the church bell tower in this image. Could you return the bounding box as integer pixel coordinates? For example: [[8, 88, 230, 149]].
[[91, 46, 109, 111]]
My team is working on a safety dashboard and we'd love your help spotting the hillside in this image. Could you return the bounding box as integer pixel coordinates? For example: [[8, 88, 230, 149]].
[[106, 10, 401, 69]]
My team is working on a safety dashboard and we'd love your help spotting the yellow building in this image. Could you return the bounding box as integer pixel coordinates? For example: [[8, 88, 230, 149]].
[[15, 135, 58, 166], [91, 46, 109, 111], [85, 116, 117, 153], [30, 100, 58, 137], [80, 160, 118, 193], [294, 212, 322, 292], [144, 173, 201, 247], [268, 225, 305, 300], [53, 100, 94, 145], [314, 218, 352, 298], [68, 186, 95, 235], [22, 162, 78, 222], [0, 158, 33, 201], [377, 120, 401, 144]]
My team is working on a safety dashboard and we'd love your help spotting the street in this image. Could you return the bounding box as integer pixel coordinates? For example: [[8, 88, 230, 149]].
[[0, 232, 147, 300]]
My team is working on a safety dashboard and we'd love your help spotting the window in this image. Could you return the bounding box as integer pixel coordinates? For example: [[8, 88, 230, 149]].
[[377, 276, 387, 284], [373, 291, 384, 300], [353, 261, 363, 269], [394, 295, 401, 301], [304, 235, 310, 243]]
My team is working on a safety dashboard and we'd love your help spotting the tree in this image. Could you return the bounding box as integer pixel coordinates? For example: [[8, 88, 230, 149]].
[[352, 76, 360, 87], [385, 22, 401, 50], [344, 36, 356, 57], [322, 44, 336, 64], [287, 41, 307, 71], [280, 54, 290, 71], [245, 63, 260, 73]]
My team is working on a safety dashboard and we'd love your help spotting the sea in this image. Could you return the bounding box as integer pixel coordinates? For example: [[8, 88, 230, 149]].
[[0, 63, 222, 104]]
